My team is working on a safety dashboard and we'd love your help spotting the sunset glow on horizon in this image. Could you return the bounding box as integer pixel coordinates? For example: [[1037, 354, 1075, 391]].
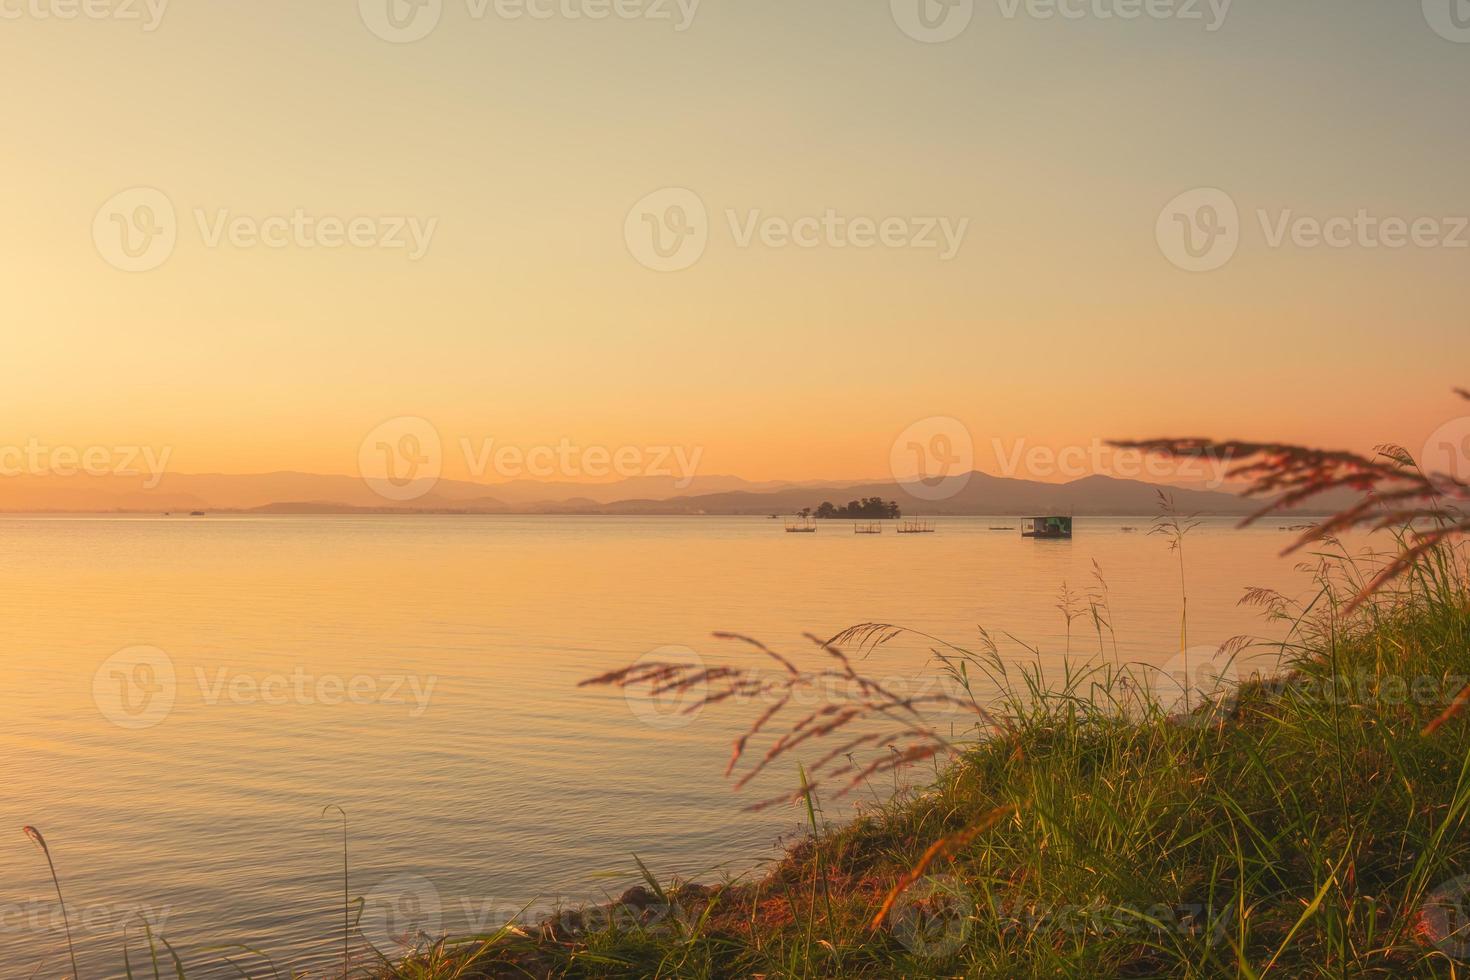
[[2, 1, 1467, 487]]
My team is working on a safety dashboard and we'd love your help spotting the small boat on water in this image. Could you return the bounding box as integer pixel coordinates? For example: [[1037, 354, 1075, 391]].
[[988, 526, 1014, 531], [1121, 526, 1139, 533], [1022, 515, 1073, 539], [897, 518, 935, 534]]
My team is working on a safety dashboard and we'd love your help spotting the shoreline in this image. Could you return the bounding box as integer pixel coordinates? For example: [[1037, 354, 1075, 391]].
[[380, 541, 1470, 977]]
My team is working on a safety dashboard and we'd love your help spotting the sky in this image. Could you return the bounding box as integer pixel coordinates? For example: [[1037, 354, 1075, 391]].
[[2, 0, 1468, 486]]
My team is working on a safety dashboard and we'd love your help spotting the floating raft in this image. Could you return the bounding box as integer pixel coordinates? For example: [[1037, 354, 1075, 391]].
[[1022, 516, 1073, 539]]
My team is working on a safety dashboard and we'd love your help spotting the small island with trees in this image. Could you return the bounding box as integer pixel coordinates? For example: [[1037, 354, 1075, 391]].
[[799, 497, 902, 520]]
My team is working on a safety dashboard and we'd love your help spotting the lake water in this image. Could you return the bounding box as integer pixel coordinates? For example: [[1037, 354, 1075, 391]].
[[0, 514, 1348, 977]]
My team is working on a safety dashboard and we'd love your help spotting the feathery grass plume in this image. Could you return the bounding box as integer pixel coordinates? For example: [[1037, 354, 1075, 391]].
[[1115, 386, 1470, 736], [1089, 559, 1120, 665], [1055, 581, 1084, 655], [22, 826, 79, 980], [581, 631, 1001, 810], [1112, 386, 1470, 615], [1151, 492, 1202, 690]]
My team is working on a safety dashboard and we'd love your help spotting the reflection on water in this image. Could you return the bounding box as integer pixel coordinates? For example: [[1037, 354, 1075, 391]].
[[0, 515, 1351, 976]]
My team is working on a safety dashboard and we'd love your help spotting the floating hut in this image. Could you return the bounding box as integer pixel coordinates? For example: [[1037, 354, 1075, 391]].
[[1021, 516, 1073, 539]]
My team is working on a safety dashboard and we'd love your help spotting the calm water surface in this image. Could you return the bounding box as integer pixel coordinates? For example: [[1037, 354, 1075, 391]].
[[1, 515, 1352, 976]]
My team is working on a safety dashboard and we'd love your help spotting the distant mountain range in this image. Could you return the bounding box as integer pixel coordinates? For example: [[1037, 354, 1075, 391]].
[[0, 470, 1352, 516]]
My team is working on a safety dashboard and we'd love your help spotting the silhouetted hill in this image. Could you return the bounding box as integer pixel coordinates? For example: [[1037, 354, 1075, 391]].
[[0, 469, 1355, 516], [595, 472, 1345, 516]]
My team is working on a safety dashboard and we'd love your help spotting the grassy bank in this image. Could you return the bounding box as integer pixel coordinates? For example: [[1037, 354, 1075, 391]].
[[386, 531, 1470, 978]]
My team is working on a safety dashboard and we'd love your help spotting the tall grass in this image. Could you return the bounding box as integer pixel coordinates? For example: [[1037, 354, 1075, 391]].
[[22, 826, 79, 979], [521, 532, 1470, 978]]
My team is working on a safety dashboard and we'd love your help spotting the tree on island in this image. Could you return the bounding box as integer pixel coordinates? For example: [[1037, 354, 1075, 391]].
[[813, 497, 901, 520]]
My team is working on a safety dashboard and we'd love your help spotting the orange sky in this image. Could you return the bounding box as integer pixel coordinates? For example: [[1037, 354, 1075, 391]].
[[2, 2, 1467, 486]]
